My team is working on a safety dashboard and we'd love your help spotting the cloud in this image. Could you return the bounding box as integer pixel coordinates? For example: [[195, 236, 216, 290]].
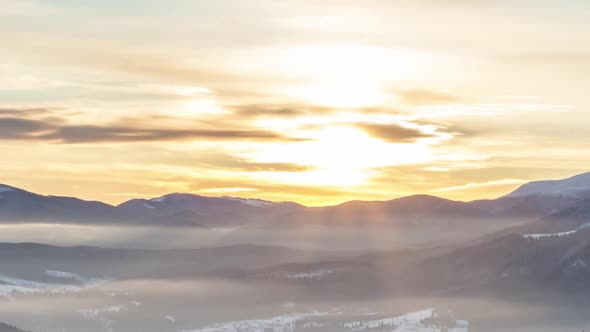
[[0, 112, 299, 143], [0, 118, 53, 139], [498, 52, 590, 78], [0, 107, 60, 116], [40, 126, 290, 143], [357, 123, 436, 142], [231, 106, 305, 118], [233, 162, 313, 172], [431, 178, 526, 193], [500, 52, 590, 65], [182, 150, 315, 172], [228, 104, 335, 119], [397, 89, 462, 105], [195, 187, 258, 194], [92, 146, 316, 173]]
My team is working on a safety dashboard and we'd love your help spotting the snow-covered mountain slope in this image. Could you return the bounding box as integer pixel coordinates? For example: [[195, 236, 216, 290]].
[[509, 198, 590, 235], [220, 196, 274, 207], [117, 193, 303, 227], [505, 172, 590, 199], [344, 309, 468, 332], [0, 184, 16, 193], [0, 271, 108, 299], [183, 309, 468, 332], [183, 311, 329, 332], [523, 229, 578, 240]]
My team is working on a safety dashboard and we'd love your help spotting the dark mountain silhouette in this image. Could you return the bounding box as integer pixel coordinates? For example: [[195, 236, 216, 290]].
[[271, 194, 581, 228], [0, 184, 133, 224], [0, 242, 333, 280], [0, 323, 26, 332], [0, 172, 589, 235]]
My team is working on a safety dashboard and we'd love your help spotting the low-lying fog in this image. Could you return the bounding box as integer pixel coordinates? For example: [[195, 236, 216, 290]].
[[0, 220, 512, 252], [1, 278, 588, 332], [2, 221, 588, 332]]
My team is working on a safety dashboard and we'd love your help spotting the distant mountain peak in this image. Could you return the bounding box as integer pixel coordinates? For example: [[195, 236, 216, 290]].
[[134, 193, 281, 208], [505, 171, 590, 199], [0, 184, 18, 193]]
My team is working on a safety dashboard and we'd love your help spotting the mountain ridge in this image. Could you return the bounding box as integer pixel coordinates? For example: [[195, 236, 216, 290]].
[[5, 171, 590, 210], [505, 171, 590, 198], [1, 171, 590, 228]]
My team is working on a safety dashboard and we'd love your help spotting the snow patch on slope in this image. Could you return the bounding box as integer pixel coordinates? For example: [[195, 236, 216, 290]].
[[0, 279, 80, 298], [345, 309, 468, 332], [287, 269, 334, 280], [0, 272, 109, 299], [182, 311, 329, 332], [45, 270, 85, 282], [77, 305, 125, 332], [77, 305, 124, 318], [524, 230, 578, 240], [183, 309, 469, 332], [151, 196, 167, 203], [221, 196, 273, 207], [0, 185, 14, 193], [523, 222, 590, 240]]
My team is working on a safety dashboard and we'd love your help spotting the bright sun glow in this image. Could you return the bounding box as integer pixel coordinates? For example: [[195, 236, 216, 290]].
[[240, 126, 432, 187], [182, 98, 228, 115]]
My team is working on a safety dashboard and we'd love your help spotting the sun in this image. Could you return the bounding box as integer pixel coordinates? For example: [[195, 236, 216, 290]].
[[240, 126, 431, 187]]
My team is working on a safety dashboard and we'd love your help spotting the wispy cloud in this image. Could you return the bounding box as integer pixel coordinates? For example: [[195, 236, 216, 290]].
[[357, 123, 437, 142], [431, 179, 526, 193], [0, 110, 300, 143], [42, 126, 293, 143], [397, 89, 462, 105], [0, 107, 62, 116], [196, 187, 259, 194]]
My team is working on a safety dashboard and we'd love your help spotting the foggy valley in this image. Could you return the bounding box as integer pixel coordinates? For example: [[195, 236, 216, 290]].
[[3, 1, 590, 330], [3, 173, 590, 331]]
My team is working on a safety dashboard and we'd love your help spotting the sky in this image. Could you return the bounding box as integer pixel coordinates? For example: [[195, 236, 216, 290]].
[[1, 0, 590, 206]]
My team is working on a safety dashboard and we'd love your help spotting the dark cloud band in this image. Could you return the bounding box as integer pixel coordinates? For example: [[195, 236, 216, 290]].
[[0, 108, 298, 143], [358, 123, 436, 142]]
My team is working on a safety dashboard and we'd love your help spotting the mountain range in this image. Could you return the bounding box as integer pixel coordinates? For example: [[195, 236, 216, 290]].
[[2, 172, 590, 229]]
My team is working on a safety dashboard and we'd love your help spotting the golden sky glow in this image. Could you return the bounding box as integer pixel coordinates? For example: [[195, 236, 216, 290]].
[[1, 0, 590, 206]]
